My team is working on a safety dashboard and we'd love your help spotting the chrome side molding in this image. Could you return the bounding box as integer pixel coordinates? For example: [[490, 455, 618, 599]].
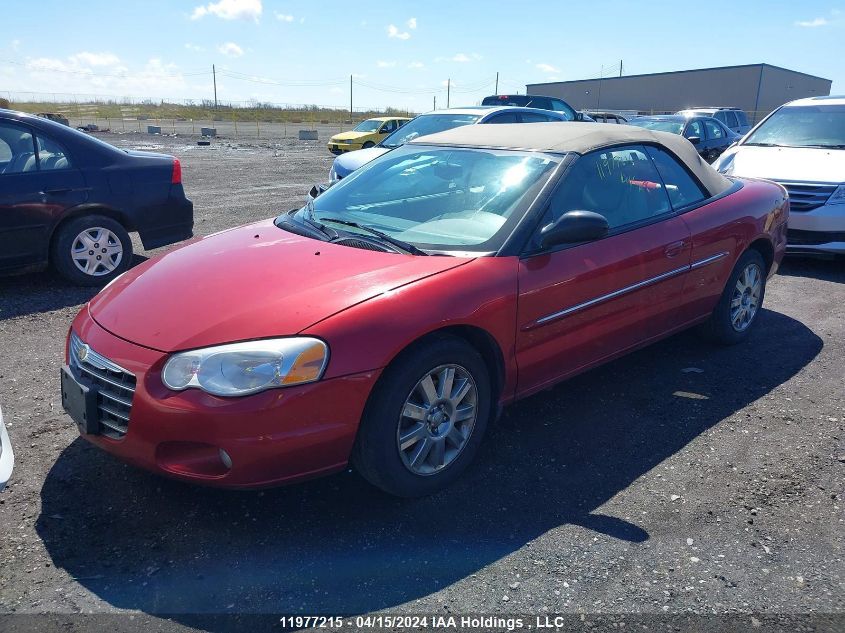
[[526, 251, 729, 330]]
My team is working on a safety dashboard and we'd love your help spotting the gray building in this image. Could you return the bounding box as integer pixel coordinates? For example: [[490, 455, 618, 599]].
[[527, 64, 832, 122]]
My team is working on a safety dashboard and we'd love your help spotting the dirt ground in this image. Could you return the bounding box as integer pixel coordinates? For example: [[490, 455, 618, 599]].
[[0, 132, 843, 632]]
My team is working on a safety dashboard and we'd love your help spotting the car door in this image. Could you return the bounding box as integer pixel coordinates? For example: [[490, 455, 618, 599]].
[[683, 119, 706, 158], [702, 119, 727, 159], [721, 110, 739, 134], [515, 144, 691, 397], [0, 119, 87, 271]]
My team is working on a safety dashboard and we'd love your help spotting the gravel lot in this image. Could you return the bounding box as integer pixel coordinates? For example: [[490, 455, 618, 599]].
[[0, 131, 843, 631]]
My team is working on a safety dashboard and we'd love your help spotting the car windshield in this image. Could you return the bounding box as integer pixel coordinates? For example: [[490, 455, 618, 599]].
[[626, 118, 684, 134], [352, 119, 383, 133], [290, 144, 561, 252], [380, 114, 480, 148], [744, 104, 845, 148]]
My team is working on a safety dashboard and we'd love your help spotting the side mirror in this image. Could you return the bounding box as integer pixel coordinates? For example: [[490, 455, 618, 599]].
[[686, 135, 701, 145], [539, 210, 609, 248], [308, 182, 332, 201]]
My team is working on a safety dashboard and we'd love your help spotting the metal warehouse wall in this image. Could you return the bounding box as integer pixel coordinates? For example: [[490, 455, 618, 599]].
[[527, 64, 832, 122]]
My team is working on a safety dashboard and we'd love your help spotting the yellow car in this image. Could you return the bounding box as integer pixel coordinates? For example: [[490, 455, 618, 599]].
[[327, 117, 411, 154]]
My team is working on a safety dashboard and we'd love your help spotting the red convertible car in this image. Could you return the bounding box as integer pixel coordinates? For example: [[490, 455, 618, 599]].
[[61, 123, 788, 497]]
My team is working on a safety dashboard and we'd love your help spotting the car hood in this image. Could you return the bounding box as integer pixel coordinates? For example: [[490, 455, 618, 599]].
[[330, 131, 371, 142], [332, 147, 390, 178], [88, 220, 472, 352], [719, 145, 845, 183]]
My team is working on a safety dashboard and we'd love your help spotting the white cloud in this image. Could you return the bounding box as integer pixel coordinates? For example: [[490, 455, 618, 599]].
[[440, 52, 481, 63], [536, 63, 559, 73], [408, 61, 424, 69], [10, 39, 20, 51], [407, 17, 417, 29], [70, 52, 122, 67], [387, 24, 411, 40], [218, 42, 244, 57], [20, 55, 197, 100], [191, 0, 262, 21], [795, 17, 828, 27], [275, 12, 294, 22], [185, 43, 205, 52], [377, 60, 397, 68]]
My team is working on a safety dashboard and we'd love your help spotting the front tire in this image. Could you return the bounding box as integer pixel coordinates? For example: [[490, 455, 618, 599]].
[[700, 249, 766, 345], [362, 141, 375, 149], [51, 214, 133, 286], [352, 334, 492, 497]]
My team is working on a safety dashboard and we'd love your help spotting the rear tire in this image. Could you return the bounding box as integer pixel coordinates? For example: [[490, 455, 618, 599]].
[[352, 334, 492, 497], [51, 214, 133, 286], [700, 249, 766, 345]]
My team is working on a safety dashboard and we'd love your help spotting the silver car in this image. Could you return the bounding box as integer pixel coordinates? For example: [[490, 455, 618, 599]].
[[0, 406, 13, 492]]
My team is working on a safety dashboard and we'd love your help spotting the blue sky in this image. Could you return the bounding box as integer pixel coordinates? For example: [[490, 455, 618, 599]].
[[2, 0, 843, 112]]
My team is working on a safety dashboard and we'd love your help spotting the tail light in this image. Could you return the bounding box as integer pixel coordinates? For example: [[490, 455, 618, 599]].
[[171, 158, 182, 184]]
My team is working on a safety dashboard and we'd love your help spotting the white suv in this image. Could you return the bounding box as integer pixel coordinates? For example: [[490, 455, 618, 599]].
[[713, 96, 845, 256]]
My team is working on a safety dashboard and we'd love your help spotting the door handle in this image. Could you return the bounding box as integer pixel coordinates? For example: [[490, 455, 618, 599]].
[[40, 188, 73, 195], [664, 240, 687, 258]]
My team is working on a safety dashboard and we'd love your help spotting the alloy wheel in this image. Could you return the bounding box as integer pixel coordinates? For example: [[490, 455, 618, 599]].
[[397, 364, 478, 476], [730, 262, 762, 332]]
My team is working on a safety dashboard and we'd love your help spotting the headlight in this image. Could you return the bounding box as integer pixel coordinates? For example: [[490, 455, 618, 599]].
[[162, 338, 328, 397], [828, 184, 845, 205]]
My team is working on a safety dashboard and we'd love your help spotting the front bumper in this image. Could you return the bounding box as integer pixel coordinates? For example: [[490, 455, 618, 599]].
[[65, 312, 380, 488], [0, 406, 13, 492], [328, 142, 362, 154], [787, 203, 845, 255]]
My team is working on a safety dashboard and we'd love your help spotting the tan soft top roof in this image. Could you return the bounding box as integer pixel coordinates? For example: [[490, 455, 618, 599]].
[[408, 122, 732, 197]]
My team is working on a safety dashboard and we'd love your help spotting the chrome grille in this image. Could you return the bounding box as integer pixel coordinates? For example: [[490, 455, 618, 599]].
[[69, 332, 136, 439], [774, 181, 836, 212]]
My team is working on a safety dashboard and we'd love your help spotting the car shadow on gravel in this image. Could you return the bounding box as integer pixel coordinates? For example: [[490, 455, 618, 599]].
[[0, 256, 149, 319], [35, 309, 821, 628], [777, 257, 844, 284]]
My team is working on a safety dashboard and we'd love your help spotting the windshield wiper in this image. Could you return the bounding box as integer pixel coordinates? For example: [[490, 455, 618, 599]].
[[797, 144, 845, 149], [319, 217, 428, 255], [276, 209, 334, 241]]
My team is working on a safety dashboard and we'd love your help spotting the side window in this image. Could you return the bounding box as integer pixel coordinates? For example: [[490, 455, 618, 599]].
[[487, 112, 519, 124], [722, 110, 739, 128], [735, 110, 750, 127], [0, 121, 37, 174], [550, 99, 575, 120], [645, 146, 707, 209], [539, 145, 672, 237], [685, 120, 704, 140], [520, 112, 555, 123], [703, 119, 724, 139], [713, 111, 727, 124], [36, 133, 73, 170]]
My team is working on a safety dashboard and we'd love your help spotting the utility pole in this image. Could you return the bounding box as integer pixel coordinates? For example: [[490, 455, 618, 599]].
[[212, 64, 218, 109], [433, 95, 436, 111], [619, 60, 623, 77], [447, 78, 450, 108], [495, 72, 499, 94], [349, 75, 353, 123]]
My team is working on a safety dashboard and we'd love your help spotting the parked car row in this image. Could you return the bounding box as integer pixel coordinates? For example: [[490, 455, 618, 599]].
[[627, 114, 740, 162], [0, 94, 837, 499]]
